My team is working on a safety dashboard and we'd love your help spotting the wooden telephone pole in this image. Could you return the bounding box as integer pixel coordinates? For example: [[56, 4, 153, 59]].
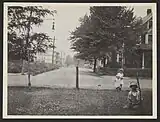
[[52, 36, 55, 66]]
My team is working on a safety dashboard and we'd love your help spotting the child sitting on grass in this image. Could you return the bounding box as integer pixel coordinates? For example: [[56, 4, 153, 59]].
[[114, 68, 124, 91], [123, 81, 141, 109]]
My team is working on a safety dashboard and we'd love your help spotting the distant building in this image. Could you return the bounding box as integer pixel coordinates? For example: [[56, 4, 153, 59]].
[[35, 48, 53, 63], [35, 48, 61, 65], [55, 52, 61, 66], [60, 51, 66, 66]]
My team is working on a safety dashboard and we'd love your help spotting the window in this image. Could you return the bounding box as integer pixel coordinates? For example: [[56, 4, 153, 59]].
[[148, 35, 152, 44], [149, 19, 152, 29], [141, 34, 145, 44]]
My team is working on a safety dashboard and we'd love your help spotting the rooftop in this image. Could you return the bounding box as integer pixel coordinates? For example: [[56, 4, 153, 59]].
[[142, 13, 152, 25]]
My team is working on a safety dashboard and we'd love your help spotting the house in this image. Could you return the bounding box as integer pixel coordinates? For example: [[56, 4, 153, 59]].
[[35, 48, 59, 64], [135, 9, 152, 69], [35, 48, 65, 66], [35, 48, 53, 63], [55, 52, 61, 66], [116, 9, 152, 69]]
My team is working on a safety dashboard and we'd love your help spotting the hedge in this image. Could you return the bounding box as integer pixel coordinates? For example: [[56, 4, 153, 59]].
[[98, 67, 152, 78], [8, 60, 60, 76], [8, 60, 23, 73]]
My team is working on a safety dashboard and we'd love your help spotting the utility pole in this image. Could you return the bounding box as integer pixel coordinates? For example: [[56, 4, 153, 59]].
[[52, 36, 55, 66]]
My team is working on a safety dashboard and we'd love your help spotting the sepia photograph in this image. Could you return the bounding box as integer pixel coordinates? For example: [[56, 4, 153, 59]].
[[3, 2, 157, 119]]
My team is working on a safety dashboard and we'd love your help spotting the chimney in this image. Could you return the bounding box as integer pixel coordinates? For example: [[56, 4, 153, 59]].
[[147, 9, 152, 15]]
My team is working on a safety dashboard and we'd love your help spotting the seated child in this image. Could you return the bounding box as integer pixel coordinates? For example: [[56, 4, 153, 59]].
[[123, 81, 141, 109], [114, 68, 124, 91]]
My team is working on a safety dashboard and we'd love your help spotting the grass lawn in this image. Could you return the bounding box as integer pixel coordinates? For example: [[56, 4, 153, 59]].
[[8, 86, 152, 115]]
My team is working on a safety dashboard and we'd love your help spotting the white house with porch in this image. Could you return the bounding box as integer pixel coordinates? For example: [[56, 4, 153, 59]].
[[136, 9, 152, 69], [116, 9, 152, 69]]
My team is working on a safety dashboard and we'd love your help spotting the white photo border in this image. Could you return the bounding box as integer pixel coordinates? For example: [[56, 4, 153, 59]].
[[3, 2, 157, 119]]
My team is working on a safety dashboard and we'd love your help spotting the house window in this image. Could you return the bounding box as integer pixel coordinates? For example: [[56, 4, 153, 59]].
[[148, 35, 152, 44], [141, 34, 145, 44], [149, 19, 152, 29]]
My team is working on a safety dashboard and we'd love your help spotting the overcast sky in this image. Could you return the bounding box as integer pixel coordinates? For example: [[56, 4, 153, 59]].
[[33, 5, 153, 57]]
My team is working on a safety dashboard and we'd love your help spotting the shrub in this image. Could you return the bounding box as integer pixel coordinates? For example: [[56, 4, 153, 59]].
[[124, 68, 152, 78], [100, 68, 152, 78], [8, 60, 22, 73], [107, 62, 121, 68], [8, 60, 60, 75]]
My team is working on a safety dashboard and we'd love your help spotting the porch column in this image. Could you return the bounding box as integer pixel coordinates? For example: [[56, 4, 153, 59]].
[[117, 53, 119, 62], [145, 33, 148, 44], [142, 52, 145, 69]]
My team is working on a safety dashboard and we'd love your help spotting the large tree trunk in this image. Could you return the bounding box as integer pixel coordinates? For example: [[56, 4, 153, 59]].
[[93, 58, 97, 72], [26, 10, 33, 88], [21, 59, 25, 75]]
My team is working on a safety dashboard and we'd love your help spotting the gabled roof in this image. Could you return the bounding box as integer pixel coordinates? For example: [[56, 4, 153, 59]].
[[142, 13, 152, 25]]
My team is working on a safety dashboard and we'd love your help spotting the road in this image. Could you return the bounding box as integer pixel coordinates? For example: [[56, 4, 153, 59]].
[[8, 67, 152, 90]]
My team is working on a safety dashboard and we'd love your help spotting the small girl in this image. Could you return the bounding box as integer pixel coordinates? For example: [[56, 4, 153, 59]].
[[114, 68, 124, 91], [123, 81, 141, 109]]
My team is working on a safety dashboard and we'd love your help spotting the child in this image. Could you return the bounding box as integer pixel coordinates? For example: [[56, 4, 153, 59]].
[[123, 81, 141, 109], [114, 68, 124, 91]]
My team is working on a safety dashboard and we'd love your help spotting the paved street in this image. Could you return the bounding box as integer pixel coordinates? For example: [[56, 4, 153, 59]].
[[8, 67, 152, 90]]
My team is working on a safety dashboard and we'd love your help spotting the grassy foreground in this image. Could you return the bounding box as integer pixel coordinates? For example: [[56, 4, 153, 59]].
[[8, 86, 152, 115]]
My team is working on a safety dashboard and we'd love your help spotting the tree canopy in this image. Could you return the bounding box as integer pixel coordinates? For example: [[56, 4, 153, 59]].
[[70, 6, 144, 70], [8, 6, 57, 61]]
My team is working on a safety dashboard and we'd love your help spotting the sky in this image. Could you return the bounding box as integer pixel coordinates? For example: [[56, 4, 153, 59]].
[[33, 5, 153, 57]]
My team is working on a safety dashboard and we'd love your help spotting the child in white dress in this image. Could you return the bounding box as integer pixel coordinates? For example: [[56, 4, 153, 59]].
[[114, 68, 124, 91]]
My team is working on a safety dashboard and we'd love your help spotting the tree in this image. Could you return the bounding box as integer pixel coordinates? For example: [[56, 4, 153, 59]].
[[8, 6, 56, 87], [70, 14, 102, 72], [70, 6, 144, 71], [90, 6, 144, 67]]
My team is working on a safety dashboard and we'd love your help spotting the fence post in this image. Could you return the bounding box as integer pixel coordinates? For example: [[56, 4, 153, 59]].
[[76, 66, 79, 89]]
